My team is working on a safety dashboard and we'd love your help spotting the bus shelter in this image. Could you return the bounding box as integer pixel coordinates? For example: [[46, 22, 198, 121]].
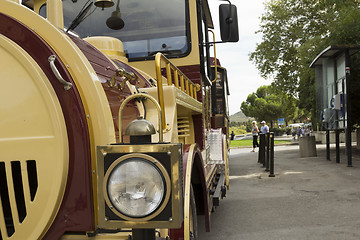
[[310, 45, 360, 166]]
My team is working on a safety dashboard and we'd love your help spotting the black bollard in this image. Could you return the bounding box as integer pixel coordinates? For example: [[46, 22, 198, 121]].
[[258, 133, 265, 165], [265, 133, 270, 171], [269, 132, 275, 177], [326, 130, 330, 161], [336, 129, 340, 164]]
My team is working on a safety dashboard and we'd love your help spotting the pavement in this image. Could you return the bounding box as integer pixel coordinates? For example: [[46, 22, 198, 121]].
[[198, 142, 360, 240]]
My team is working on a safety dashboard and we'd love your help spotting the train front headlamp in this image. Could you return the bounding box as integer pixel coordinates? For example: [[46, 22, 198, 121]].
[[106, 158, 165, 217], [97, 144, 183, 229], [103, 153, 171, 221]]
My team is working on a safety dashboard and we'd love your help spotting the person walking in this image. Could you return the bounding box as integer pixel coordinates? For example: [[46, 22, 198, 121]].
[[296, 127, 301, 140], [251, 121, 259, 152], [301, 127, 305, 136], [230, 131, 235, 140], [260, 121, 269, 134], [291, 126, 296, 140]]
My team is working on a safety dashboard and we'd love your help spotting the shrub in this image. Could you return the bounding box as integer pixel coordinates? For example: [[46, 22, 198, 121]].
[[270, 128, 287, 136]]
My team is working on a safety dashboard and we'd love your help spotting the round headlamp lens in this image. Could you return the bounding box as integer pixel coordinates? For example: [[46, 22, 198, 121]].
[[107, 158, 165, 217]]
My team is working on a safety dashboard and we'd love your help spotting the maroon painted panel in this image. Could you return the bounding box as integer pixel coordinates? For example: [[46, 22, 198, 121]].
[[0, 13, 93, 239], [209, 57, 221, 67], [69, 36, 152, 142], [192, 114, 204, 150]]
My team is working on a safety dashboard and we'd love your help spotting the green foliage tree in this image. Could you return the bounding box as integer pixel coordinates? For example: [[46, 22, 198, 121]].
[[250, 0, 360, 125], [240, 85, 298, 126], [229, 120, 254, 134]]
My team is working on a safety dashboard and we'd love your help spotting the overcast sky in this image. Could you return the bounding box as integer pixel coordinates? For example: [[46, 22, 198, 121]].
[[208, 0, 270, 115]]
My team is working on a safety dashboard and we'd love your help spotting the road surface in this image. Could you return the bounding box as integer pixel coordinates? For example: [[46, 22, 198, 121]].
[[198, 144, 360, 240]]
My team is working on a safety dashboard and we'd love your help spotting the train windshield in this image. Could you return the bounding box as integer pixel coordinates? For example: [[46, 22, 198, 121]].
[[53, 0, 190, 60]]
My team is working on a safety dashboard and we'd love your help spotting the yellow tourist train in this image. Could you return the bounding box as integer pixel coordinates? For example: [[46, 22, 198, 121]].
[[0, 0, 238, 239]]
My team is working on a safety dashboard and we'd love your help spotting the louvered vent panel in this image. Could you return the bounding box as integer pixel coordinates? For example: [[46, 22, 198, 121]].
[[0, 160, 38, 239], [178, 117, 190, 138]]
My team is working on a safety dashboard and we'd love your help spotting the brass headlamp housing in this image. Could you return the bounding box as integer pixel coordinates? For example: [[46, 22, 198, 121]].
[[96, 143, 183, 229]]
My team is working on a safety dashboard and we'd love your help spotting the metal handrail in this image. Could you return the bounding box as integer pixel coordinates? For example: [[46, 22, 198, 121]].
[[155, 53, 200, 130], [208, 30, 218, 83], [118, 93, 163, 143]]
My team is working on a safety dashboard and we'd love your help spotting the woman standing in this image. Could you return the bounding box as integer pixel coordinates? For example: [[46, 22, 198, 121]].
[[252, 121, 259, 152]]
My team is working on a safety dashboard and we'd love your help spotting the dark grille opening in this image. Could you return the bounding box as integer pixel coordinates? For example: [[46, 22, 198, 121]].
[[11, 161, 27, 223], [0, 162, 15, 237], [26, 160, 38, 201]]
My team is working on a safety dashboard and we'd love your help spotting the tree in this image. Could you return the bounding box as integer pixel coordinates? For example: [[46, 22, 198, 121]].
[[250, 0, 360, 122], [240, 85, 298, 126]]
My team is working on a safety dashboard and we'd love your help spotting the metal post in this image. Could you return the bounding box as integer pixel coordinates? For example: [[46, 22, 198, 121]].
[[259, 133, 265, 165], [257, 134, 260, 163], [269, 133, 275, 177], [346, 128, 352, 167], [326, 130, 330, 161], [345, 49, 352, 167], [132, 229, 155, 240], [336, 129, 340, 163], [265, 133, 270, 172]]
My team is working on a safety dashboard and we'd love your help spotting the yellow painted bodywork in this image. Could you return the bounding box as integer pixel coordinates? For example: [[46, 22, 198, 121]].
[[0, 0, 227, 239], [139, 85, 202, 144], [1, 0, 116, 233], [46, 0, 64, 29], [154, 53, 201, 132], [2, 0, 116, 141], [0, 33, 68, 239], [84, 37, 129, 64]]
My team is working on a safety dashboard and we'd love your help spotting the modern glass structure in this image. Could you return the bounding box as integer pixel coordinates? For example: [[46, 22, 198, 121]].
[[310, 45, 360, 166]]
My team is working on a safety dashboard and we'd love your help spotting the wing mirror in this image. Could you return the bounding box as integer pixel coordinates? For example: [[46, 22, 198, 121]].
[[219, 3, 239, 42]]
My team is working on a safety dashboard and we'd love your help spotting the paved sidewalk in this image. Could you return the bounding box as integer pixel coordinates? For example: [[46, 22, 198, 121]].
[[198, 144, 360, 240]]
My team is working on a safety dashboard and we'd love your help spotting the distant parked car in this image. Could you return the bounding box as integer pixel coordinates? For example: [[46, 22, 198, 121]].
[[287, 123, 304, 128]]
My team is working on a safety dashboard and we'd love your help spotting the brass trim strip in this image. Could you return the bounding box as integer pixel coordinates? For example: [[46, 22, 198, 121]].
[[183, 144, 196, 240]]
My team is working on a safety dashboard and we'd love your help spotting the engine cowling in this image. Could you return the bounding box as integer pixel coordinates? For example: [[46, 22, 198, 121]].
[[0, 3, 151, 239]]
